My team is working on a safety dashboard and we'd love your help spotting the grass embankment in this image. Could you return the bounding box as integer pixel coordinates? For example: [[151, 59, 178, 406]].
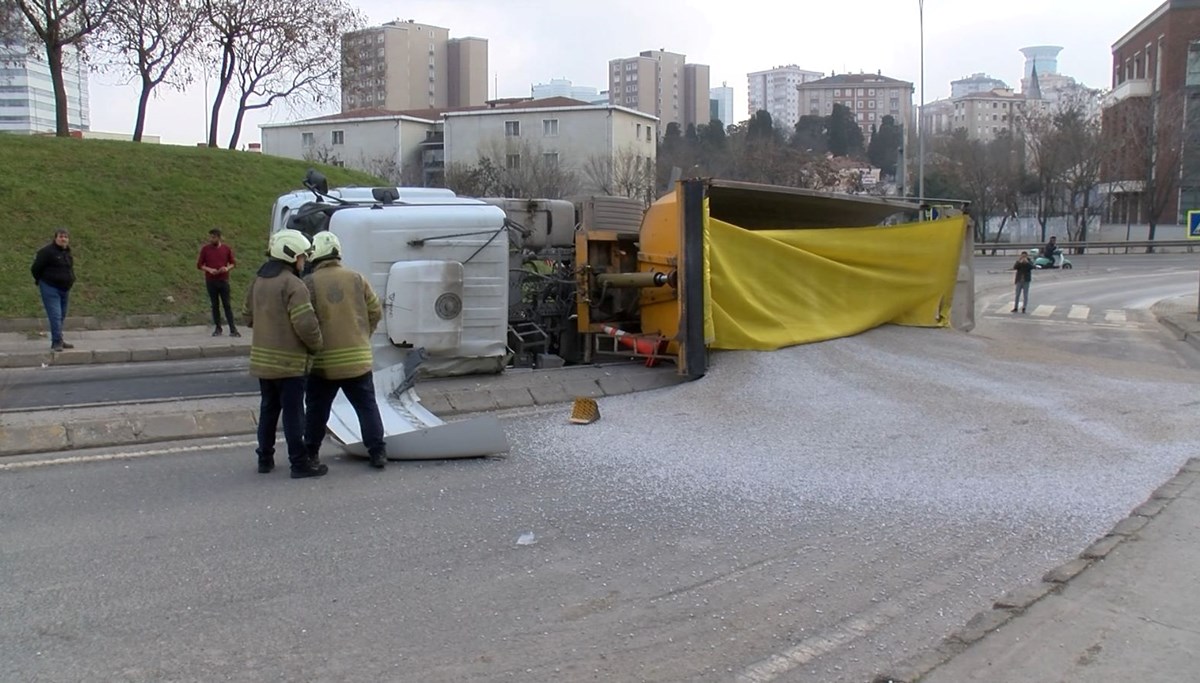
[[3, 135, 383, 320]]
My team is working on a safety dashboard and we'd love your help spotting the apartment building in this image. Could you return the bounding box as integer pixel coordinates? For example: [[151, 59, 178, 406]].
[[950, 73, 1009, 98], [747, 65, 824, 130], [532, 78, 604, 103], [0, 40, 89, 134], [1101, 0, 1200, 225], [341, 19, 488, 112], [608, 50, 710, 132], [796, 73, 914, 142]]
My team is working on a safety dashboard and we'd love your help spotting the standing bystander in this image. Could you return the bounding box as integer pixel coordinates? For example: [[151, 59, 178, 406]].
[[198, 228, 240, 337], [30, 228, 76, 352], [1012, 251, 1034, 313]]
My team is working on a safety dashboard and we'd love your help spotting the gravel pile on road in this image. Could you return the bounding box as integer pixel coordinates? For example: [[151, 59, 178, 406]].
[[509, 325, 1200, 540]]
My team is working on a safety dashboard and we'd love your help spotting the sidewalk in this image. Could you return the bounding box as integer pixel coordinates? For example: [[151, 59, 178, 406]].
[[874, 458, 1200, 683], [0, 325, 248, 368]]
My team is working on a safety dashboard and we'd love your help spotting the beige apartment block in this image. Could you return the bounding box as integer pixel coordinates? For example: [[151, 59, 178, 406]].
[[608, 49, 710, 132], [797, 72, 914, 142], [341, 19, 488, 112], [747, 64, 824, 130]]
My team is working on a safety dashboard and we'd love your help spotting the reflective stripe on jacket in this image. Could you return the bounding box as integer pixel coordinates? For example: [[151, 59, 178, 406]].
[[242, 260, 323, 379], [304, 259, 382, 380]]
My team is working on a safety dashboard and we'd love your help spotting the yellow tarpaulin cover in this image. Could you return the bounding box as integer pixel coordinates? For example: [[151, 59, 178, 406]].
[[704, 214, 966, 350]]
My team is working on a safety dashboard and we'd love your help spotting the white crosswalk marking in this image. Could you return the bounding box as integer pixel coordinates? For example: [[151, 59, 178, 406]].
[[1105, 309, 1127, 323], [1031, 305, 1055, 317], [1068, 305, 1090, 320], [981, 300, 1146, 330]]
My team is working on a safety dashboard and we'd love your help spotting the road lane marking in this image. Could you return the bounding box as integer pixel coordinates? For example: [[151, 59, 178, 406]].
[[1031, 305, 1055, 317], [0, 440, 258, 472], [1068, 305, 1090, 320], [1105, 309, 1127, 323]]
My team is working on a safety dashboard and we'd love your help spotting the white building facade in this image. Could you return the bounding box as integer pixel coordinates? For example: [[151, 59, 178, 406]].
[[0, 42, 89, 134], [532, 78, 601, 102], [443, 102, 658, 195], [260, 111, 439, 184], [747, 65, 823, 130]]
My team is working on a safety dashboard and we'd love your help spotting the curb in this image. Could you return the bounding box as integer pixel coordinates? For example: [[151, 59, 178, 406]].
[[0, 369, 688, 458], [870, 456, 1200, 683], [0, 343, 249, 368]]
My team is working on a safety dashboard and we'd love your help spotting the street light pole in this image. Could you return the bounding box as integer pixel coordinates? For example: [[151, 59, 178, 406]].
[[918, 0, 926, 205]]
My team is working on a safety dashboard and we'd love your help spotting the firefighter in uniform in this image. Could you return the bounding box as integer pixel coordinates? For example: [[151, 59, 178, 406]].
[[301, 231, 389, 470], [242, 229, 326, 478]]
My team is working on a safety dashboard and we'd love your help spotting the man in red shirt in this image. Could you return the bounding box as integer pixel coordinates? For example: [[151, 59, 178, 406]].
[[197, 228, 240, 337]]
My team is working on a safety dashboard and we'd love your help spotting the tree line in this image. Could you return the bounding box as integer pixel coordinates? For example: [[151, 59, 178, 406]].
[[0, 0, 361, 147]]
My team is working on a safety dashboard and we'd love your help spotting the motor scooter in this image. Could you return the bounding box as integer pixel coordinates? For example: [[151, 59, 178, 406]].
[[1030, 247, 1072, 269]]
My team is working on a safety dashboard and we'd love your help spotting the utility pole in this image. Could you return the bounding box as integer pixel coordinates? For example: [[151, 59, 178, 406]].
[[918, 0, 926, 206]]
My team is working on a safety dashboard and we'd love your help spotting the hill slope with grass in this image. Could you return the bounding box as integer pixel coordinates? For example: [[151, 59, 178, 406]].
[[2, 135, 384, 321]]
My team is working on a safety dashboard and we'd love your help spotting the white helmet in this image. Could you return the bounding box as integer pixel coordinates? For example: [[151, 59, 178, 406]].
[[269, 229, 311, 264], [310, 231, 342, 263]]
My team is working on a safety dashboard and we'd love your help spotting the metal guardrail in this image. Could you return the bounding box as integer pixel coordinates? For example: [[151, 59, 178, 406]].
[[974, 240, 1199, 255]]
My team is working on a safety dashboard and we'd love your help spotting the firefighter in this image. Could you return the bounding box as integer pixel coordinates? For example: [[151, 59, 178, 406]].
[[301, 231, 388, 470], [242, 229, 326, 478]]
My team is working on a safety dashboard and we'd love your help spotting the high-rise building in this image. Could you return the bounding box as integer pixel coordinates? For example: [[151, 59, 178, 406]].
[[1019, 46, 1062, 94], [709, 82, 734, 126], [747, 65, 824, 130], [0, 40, 89, 134], [340, 20, 488, 112], [608, 49, 710, 132]]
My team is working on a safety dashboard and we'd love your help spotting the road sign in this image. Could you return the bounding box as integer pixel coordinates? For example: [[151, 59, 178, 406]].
[[1189, 210, 1200, 239]]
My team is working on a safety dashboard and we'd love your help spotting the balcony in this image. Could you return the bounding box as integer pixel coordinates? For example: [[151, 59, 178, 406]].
[[1103, 79, 1153, 109]]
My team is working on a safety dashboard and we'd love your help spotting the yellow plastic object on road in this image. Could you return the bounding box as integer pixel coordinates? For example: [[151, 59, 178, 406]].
[[703, 215, 966, 350]]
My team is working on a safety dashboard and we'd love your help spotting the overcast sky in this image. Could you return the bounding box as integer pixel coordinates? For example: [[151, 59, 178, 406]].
[[87, 0, 1163, 146]]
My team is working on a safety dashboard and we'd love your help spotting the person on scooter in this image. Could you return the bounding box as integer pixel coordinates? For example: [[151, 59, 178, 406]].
[[1012, 251, 1033, 313], [1043, 236, 1059, 268]]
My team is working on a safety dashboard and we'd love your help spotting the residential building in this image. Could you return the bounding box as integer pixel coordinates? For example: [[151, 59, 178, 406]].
[[444, 98, 658, 195], [950, 73, 1009, 98], [0, 40, 89, 134], [532, 78, 600, 102], [1017, 46, 1096, 110], [340, 19, 488, 112], [947, 88, 1025, 140], [747, 64, 824, 130], [920, 98, 957, 137], [259, 97, 658, 194], [608, 49, 710, 132], [796, 72, 914, 143], [1101, 0, 1200, 225], [710, 82, 734, 126]]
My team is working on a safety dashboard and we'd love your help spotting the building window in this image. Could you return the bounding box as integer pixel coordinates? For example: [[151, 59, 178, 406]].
[[506, 153, 520, 169], [331, 130, 344, 145], [868, 89, 876, 96], [869, 100, 876, 109], [834, 89, 841, 96], [301, 132, 314, 147], [646, 125, 652, 142], [636, 123, 642, 138], [505, 120, 520, 137], [857, 88, 865, 96], [543, 119, 559, 136], [543, 152, 559, 165]]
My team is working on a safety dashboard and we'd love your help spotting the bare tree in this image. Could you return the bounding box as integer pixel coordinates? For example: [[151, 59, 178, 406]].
[[103, 0, 201, 141], [224, 0, 362, 149], [582, 147, 655, 202], [1016, 104, 1070, 242], [13, 0, 115, 136], [462, 139, 581, 199]]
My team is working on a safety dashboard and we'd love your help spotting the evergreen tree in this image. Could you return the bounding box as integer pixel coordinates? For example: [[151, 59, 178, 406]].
[[866, 114, 902, 176]]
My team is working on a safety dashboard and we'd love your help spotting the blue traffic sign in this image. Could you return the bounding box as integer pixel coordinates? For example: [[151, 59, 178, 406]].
[[1189, 210, 1200, 239]]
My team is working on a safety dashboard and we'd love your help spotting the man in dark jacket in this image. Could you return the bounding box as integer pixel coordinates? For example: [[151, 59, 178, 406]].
[[242, 229, 326, 479], [30, 228, 76, 352], [301, 231, 388, 470]]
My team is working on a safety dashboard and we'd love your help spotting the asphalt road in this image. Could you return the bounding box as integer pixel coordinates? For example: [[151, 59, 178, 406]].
[[3, 276, 1200, 681]]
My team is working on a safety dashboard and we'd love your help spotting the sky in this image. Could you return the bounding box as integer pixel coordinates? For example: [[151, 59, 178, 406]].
[[87, 0, 1165, 146]]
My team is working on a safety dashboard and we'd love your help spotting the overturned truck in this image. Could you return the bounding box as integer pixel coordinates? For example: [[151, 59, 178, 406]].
[[268, 174, 973, 458]]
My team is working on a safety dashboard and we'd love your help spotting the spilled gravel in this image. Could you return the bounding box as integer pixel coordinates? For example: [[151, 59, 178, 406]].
[[499, 324, 1200, 682]]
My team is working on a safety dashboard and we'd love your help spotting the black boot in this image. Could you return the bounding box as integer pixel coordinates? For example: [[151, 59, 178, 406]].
[[369, 450, 387, 470], [257, 449, 275, 474], [290, 462, 329, 479]]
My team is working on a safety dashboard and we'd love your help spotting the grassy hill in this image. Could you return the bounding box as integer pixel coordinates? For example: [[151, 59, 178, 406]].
[[2, 134, 384, 321]]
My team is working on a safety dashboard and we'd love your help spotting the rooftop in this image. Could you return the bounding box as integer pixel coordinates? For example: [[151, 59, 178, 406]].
[[798, 73, 912, 87]]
